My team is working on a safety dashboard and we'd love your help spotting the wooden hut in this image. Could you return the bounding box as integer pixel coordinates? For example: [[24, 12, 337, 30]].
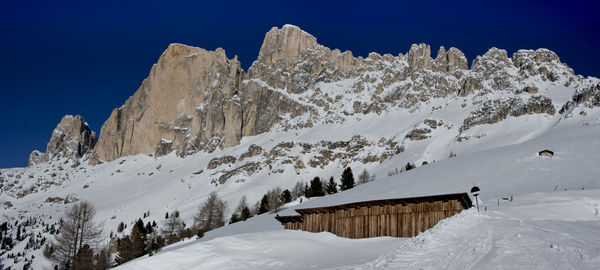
[[275, 192, 472, 238], [274, 215, 304, 230], [538, 149, 554, 157]]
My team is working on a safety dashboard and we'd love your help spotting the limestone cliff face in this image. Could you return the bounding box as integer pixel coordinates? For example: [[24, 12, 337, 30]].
[[92, 40, 309, 164], [28, 115, 96, 167], [92, 45, 245, 163]]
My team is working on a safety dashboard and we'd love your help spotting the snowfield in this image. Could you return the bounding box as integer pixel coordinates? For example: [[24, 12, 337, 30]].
[[115, 116, 600, 270], [117, 192, 600, 270], [1, 84, 599, 269]]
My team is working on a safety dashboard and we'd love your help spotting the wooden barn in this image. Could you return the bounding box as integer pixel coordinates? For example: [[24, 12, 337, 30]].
[[275, 193, 472, 238]]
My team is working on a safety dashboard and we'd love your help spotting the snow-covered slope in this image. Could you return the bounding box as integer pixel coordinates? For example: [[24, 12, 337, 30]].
[[115, 114, 600, 269]]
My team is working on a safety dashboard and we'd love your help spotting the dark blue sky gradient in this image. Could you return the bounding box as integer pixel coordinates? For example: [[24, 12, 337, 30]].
[[1, 0, 598, 168]]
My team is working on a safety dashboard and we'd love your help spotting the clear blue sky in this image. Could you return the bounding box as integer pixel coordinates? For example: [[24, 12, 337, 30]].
[[1, 0, 598, 168]]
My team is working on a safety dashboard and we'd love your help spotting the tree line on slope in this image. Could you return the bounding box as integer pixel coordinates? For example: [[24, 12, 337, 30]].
[[1, 218, 53, 269], [40, 167, 374, 269], [238, 167, 376, 219]]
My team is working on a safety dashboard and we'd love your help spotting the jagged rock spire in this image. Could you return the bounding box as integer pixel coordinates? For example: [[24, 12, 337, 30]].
[[28, 115, 96, 167]]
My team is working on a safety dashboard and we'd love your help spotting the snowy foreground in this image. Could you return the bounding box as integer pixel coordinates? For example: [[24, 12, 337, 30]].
[[118, 191, 600, 270], [118, 120, 600, 270]]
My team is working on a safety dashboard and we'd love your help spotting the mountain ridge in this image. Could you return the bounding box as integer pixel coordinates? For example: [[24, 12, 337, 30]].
[[26, 24, 599, 167]]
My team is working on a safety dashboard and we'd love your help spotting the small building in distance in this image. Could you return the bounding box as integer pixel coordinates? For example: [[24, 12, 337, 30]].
[[275, 192, 472, 239], [538, 149, 554, 157]]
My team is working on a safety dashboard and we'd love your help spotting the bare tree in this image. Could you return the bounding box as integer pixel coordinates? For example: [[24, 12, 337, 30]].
[[234, 196, 248, 215], [193, 192, 227, 233], [51, 201, 103, 270], [358, 169, 371, 184], [266, 187, 284, 212], [291, 181, 305, 199], [161, 211, 184, 244]]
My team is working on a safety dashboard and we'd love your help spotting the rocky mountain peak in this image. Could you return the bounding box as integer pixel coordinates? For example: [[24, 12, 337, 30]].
[[28, 115, 96, 167], [434, 46, 468, 74], [90, 44, 245, 164], [407, 43, 432, 70], [255, 24, 318, 70], [512, 48, 560, 66], [472, 47, 510, 69], [512, 48, 573, 80]]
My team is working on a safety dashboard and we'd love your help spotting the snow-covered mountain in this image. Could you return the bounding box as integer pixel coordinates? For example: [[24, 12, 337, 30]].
[[117, 120, 600, 269], [1, 24, 600, 269]]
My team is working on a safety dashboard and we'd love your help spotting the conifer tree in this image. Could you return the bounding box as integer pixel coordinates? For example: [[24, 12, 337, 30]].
[[340, 167, 355, 191], [229, 213, 241, 224], [145, 222, 153, 234], [240, 206, 252, 221], [310, 177, 325, 197], [94, 249, 109, 270], [72, 244, 94, 270], [135, 219, 147, 235], [130, 224, 145, 258], [115, 236, 134, 264], [231, 196, 252, 222], [326, 176, 338, 194], [280, 189, 292, 203], [258, 195, 270, 214], [145, 230, 164, 256], [304, 183, 312, 198]]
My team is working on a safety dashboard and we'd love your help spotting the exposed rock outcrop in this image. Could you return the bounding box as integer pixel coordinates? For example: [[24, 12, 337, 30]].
[[248, 24, 355, 94], [560, 82, 600, 113], [28, 115, 96, 167], [239, 144, 262, 161], [207, 155, 237, 170], [435, 47, 468, 74], [461, 96, 555, 132], [28, 151, 44, 167], [407, 43, 433, 70], [91, 45, 245, 164], [405, 128, 432, 140]]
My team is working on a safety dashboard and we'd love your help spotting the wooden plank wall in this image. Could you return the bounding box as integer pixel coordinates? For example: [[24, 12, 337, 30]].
[[287, 199, 464, 238], [283, 222, 303, 230]]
